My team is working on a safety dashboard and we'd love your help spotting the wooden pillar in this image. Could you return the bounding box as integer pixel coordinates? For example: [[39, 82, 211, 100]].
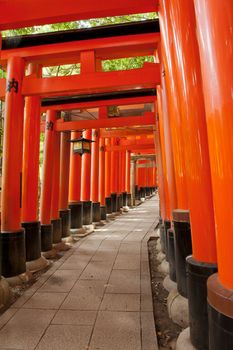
[[51, 130, 62, 244], [81, 129, 92, 224], [59, 131, 71, 237], [99, 137, 106, 220], [110, 138, 118, 212], [91, 129, 100, 222], [159, 4, 188, 211], [21, 63, 42, 263], [1, 56, 26, 277], [40, 110, 57, 252], [194, 0, 233, 345], [68, 131, 82, 229], [105, 138, 112, 213]]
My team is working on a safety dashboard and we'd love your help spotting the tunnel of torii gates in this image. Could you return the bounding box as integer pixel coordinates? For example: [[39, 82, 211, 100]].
[[0, 0, 232, 348]]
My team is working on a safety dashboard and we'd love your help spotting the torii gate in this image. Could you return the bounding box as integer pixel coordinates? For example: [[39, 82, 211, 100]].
[[0, 16, 160, 279]]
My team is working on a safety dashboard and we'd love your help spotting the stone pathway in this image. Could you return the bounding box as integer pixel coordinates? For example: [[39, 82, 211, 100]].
[[0, 196, 159, 350]]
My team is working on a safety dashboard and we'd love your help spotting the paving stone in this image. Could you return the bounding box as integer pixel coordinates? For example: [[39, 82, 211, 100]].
[[141, 312, 158, 350], [52, 310, 97, 325], [0, 196, 160, 350], [141, 293, 154, 311], [99, 240, 121, 249], [119, 242, 141, 255], [100, 293, 140, 311], [106, 270, 140, 294], [91, 250, 118, 262], [58, 254, 91, 270], [61, 280, 106, 310], [141, 260, 151, 276], [141, 274, 152, 295], [113, 254, 140, 270], [39, 270, 82, 293], [36, 325, 92, 350], [80, 261, 113, 281], [12, 290, 35, 308], [0, 308, 18, 330], [22, 292, 67, 309], [89, 311, 141, 350], [0, 309, 55, 349]]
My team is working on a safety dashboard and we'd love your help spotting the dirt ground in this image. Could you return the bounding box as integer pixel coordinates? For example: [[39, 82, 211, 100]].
[[148, 237, 182, 350]]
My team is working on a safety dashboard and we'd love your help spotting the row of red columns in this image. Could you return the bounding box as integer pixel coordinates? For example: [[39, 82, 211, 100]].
[[156, 0, 233, 348], [0, 53, 138, 278]]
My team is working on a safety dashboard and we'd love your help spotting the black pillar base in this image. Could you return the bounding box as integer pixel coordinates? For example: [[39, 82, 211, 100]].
[[82, 201, 92, 225], [127, 193, 132, 207], [22, 221, 41, 262], [100, 206, 107, 220], [117, 194, 123, 211], [167, 228, 176, 282], [146, 187, 151, 197], [51, 218, 62, 244], [59, 209, 71, 238], [159, 223, 166, 254], [111, 193, 117, 212], [0, 229, 26, 277], [105, 197, 112, 214], [135, 185, 139, 200], [164, 219, 171, 261], [208, 273, 233, 350], [122, 191, 127, 206], [173, 209, 192, 297], [92, 202, 101, 222], [187, 256, 217, 350], [140, 187, 146, 199], [41, 224, 53, 252], [69, 202, 83, 229]]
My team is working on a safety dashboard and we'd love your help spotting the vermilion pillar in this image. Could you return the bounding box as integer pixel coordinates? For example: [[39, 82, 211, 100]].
[[126, 150, 132, 206], [59, 132, 71, 237], [105, 138, 112, 214], [160, 1, 195, 294], [121, 151, 127, 207], [161, 1, 218, 346], [81, 129, 92, 225], [91, 129, 101, 222], [155, 125, 167, 222], [99, 137, 106, 220], [157, 84, 177, 220], [194, 0, 233, 346], [68, 131, 83, 229], [51, 130, 62, 244], [160, 41, 188, 209], [110, 138, 118, 212], [40, 110, 57, 252], [21, 63, 42, 264], [1, 56, 26, 277], [117, 150, 124, 210], [157, 83, 179, 268]]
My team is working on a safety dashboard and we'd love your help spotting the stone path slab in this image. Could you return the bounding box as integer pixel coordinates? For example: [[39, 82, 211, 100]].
[[0, 196, 159, 350]]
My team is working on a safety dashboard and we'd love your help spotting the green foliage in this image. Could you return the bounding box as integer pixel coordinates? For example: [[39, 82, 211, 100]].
[[2, 13, 158, 37], [102, 56, 154, 72]]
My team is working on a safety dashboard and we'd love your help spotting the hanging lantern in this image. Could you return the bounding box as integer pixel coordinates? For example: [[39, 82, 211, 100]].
[[69, 135, 93, 155]]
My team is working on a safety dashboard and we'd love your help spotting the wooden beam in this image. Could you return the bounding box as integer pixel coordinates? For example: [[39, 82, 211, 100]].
[[55, 113, 155, 131], [106, 144, 155, 151], [100, 129, 154, 138], [0, 79, 6, 98], [41, 95, 156, 112], [0, 33, 160, 67], [21, 64, 160, 97], [0, 0, 158, 30]]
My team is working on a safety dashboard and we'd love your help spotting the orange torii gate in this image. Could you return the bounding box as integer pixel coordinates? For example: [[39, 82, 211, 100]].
[[1, 1, 231, 347], [0, 19, 159, 282]]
